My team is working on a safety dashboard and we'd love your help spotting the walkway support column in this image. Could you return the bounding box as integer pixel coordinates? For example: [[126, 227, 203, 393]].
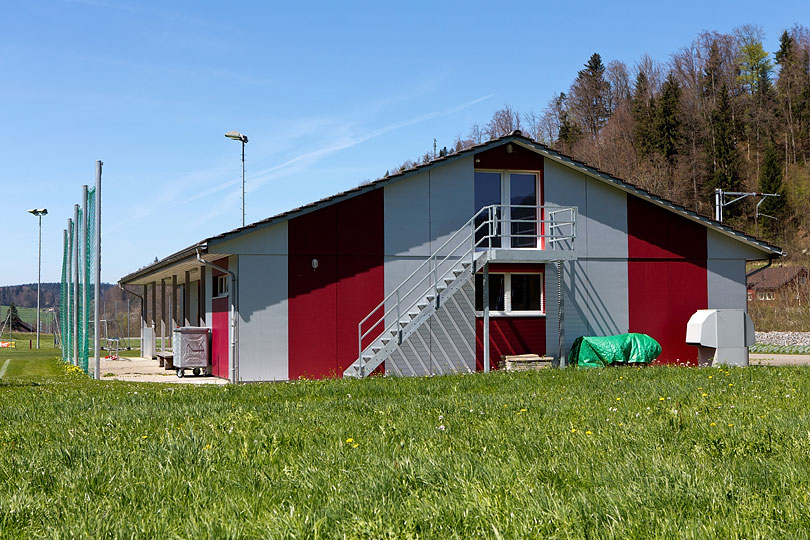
[[171, 274, 178, 346], [184, 271, 191, 326], [483, 262, 490, 373], [160, 278, 166, 352]]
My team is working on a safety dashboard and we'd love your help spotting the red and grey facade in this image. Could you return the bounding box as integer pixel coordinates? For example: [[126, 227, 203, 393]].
[[119, 133, 780, 381]]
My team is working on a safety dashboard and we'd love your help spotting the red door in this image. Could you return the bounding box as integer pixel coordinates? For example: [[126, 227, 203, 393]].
[[211, 299, 229, 378]]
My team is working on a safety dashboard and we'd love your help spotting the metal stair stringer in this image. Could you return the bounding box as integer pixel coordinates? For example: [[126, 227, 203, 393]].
[[344, 251, 488, 378]]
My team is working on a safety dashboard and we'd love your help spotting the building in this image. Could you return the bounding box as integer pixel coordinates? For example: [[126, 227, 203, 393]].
[[119, 132, 782, 382], [747, 266, 808, 303]]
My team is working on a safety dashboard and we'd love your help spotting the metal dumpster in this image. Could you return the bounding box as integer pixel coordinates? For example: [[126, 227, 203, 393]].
[[171, 327, 210, 377]]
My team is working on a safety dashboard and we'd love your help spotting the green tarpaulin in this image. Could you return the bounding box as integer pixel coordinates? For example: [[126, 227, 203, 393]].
[[569, 333, 662, 368]]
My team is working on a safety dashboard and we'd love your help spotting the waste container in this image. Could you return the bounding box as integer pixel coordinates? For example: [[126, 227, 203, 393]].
[[171, 327, 210, 377]]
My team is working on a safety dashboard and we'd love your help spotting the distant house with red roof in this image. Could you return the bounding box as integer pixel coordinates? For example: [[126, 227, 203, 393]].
[[747, 266, 809, 304]]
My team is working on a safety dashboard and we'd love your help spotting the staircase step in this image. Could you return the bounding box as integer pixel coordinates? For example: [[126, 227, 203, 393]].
[[408, 312, 419, 319], [417, 302, 428, 310]]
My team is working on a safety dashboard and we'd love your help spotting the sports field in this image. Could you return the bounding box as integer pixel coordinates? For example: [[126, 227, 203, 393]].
[[1, 344, 809, 538]]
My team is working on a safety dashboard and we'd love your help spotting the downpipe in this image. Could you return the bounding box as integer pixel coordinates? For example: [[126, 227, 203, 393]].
[[746, 254, 775, 280], [196, 248, 238, 383]]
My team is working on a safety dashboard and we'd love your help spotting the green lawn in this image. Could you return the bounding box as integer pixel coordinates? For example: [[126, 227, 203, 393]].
[[1, 346, 810, 538]]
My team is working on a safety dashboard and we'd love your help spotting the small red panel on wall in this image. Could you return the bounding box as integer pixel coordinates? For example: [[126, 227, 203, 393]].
[[474, 144, 545, 172], [475, 317, 546, 371], [627, 196, 707, 365], [210, 257, 230, 379]]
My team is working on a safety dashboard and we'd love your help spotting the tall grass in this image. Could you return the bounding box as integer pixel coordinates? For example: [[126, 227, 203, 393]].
[[1, 349, 809, 538]]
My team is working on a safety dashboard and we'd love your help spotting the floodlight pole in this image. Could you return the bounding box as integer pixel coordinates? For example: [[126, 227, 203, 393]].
[[225, 131, 248, 227], [28, 208, 48, 349]]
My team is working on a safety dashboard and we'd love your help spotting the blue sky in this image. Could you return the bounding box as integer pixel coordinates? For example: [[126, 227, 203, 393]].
[[1, 0, 806, 286]]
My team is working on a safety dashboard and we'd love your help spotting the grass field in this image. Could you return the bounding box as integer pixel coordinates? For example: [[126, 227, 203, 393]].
[[2, 345, 810, 538]]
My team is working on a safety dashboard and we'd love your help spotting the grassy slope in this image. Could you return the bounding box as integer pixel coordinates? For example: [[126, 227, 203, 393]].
[[1, 346, 809, 538], [0, 305, 52, 329]]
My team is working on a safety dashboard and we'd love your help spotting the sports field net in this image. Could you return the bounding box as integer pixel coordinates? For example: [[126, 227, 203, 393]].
[[59, 184, 98, 376]]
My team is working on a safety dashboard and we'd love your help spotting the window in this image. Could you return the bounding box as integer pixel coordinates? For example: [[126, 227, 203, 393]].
[[475, 272, 544, 315], [747, 291, 753, 302], [473, 170, 540, 248], [214, 275, 229, 297], [757, 291, 775, 301]]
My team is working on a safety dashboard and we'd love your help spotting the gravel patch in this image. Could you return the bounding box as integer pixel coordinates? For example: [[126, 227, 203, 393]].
[[755, 331, 810, 346]]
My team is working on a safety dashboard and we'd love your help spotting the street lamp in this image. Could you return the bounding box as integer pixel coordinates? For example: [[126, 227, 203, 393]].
[[224, 130, 248, 227], [27, 208, 47, 349]]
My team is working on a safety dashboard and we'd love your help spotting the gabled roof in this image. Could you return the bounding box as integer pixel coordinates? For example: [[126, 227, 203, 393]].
[[747, 266, 808, 291], [120, 131, 783, 285]]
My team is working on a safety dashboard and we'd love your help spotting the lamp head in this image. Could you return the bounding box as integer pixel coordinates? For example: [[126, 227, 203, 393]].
[[28, 209, 48, 216], [225, 130, 248, 143]]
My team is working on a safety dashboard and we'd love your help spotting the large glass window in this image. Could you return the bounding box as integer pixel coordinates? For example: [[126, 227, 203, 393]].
[[474, 273, 505, 311], [510, 274, 543, 311], [475, 272, 544, 315], [509, 173, 538, 248], [474, 172, 501, 247]]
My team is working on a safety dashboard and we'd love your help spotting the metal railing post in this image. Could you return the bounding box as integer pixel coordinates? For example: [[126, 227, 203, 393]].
[[396, 288, 402, 344]]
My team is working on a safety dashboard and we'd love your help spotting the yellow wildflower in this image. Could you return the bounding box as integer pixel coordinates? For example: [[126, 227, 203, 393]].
[[710, 422, 716, 426], [352, 443, 359, 448], [345, 438, 354, 443], [585, 430, 593, 435]]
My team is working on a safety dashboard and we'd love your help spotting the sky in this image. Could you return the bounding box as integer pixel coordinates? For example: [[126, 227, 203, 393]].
[[1, 0, 806, 286]]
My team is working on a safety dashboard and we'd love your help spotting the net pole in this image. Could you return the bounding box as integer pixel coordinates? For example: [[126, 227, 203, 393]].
[[61, 228, 67, 361], [94, 161, 102, 380], [66, 219, 72, 363], [72, 204, 79, 367], [82, 185, 89, 375]]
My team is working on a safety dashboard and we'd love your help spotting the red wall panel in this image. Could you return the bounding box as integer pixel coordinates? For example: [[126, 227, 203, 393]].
[[627, 196, 707, 365], [288, 189, 384, 379], [474, 145, 545, 171], [475, 317, 546, 371], [211, 257, 229, 379]]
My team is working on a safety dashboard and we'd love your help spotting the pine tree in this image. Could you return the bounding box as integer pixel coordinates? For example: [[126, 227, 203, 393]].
[[654, 72, 682, 162], [7, 303, 20, 329], [569, 53, 611, 137], [631, 71, 656, 157], [558, 110, 582, 148], [707, 84, 740, 195], [758, 142, 786, 235]]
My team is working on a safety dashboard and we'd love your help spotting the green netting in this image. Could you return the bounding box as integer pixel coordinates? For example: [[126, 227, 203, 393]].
[[65, 222, 76, 363], [58, 187, 98, 377], [86, 188, 96, 376], [60, 231, 68, 363], [77, 207, 88, 373]]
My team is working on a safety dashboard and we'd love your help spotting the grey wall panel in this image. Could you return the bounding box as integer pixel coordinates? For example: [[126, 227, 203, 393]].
[[210, 221, 287, 255], [203, 266, 211, 328], [585, 259, 629, 335], [707, 229, 765, 260], [429, 279, 475, 374], [543, 158, 587, 256], [387, 322, 432, 377], [430, 156, 475, 256], [544, 261, 589, 361], [585, 179, 628, 259], [707, 259, 747, 309], [189, 279, 199, 324], [384, 256, 431, 326], [384, 170, 431, 257], [237, 254, 289, 381]]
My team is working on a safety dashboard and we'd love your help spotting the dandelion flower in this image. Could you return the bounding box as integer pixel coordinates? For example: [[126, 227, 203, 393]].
[[585, 430, 593, 435], [710, 422, 716, 426], [728, 423, 734, 427], [141, 435, 148, 439], [352, 443, 359, 448], [346, 438, 354, 443], [728, 383, 733, 387], [702, 393, 708, 397], [571, 428, 577, 433], [708, 375, 713, 379], [616, 397, 621, 401], [659, 397, 665, 401]]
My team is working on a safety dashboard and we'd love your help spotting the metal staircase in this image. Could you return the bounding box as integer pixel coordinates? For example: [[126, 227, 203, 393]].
[[344, 204, 577, 378]]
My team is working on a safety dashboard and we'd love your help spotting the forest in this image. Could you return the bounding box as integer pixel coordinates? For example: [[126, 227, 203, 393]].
[[400, 25, 810, 258]]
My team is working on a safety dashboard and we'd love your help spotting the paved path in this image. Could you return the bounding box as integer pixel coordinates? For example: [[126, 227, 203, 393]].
[[100, 356, 227, 384], [750, 354, 810, 367]]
